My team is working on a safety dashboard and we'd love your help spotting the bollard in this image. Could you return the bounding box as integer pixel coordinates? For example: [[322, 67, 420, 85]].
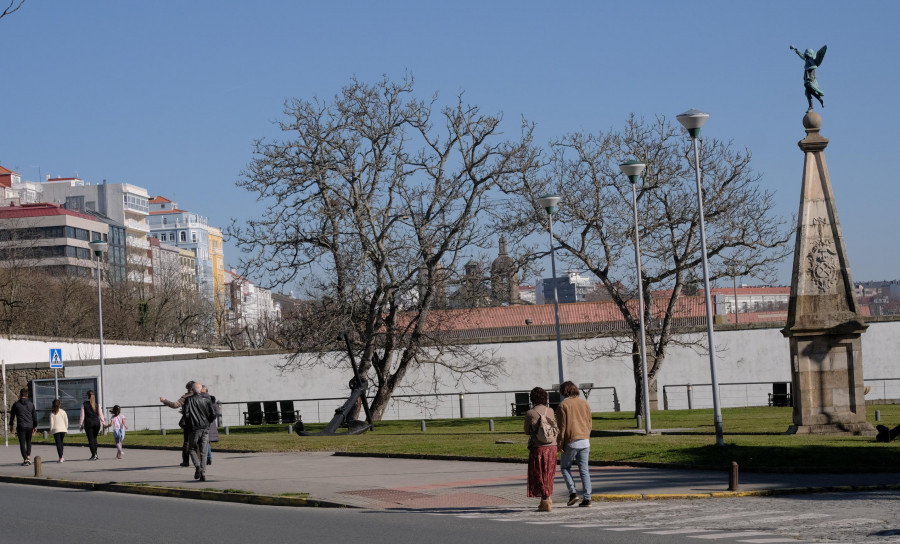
[[421, 420, 426, 432], [33, 456, 42, 478], [288, 424, 293, 434], [636, 414, 642, 429], [458, 393, 465, 419], [42, 430, 48, 439], [687, 384, 694, 410], [161, 428, 166, 436], [728, 461, 739, 491], [225, 426, 230, 436], [876, 410, 881, 422], [489, 419, 495, 432]]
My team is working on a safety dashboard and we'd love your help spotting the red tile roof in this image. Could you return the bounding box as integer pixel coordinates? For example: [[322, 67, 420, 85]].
[[416, 297, 709, 332], [0, 203, 101, 222], [710, 286, 791, 296], [0, 166, 19, 175], [149, 196, 172, 204]]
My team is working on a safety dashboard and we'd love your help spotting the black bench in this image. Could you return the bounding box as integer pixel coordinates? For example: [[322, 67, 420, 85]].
[[243, 400, 302, 425], [511, 390, 561, 416], [768, 383, 792, 407], [243, 402, 263, 425]]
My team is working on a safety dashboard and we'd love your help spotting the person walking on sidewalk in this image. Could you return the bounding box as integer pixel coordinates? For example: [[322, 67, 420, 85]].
[[79, 390, 106, 460], [200, 386, 220, 465], [183, 382, 216, 482], [556, 380, 593, 507], [160, 380, 197, 467], [49, 398, 69, 463], [524, 386, 558, 512], [9, 388, 37, 466], [105, 405, 128, 459]]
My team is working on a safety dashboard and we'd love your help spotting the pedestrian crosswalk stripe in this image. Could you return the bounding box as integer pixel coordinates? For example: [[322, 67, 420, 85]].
[[646, 529, 713, 535], [603, 527, 648, 531], [751, 513, 830, 523], [737, 539, 810, 543], [525, 521, 566, 525], [687, 511, 782, 522], [690, 532, 772, 540], [561, 524, 612, 528]]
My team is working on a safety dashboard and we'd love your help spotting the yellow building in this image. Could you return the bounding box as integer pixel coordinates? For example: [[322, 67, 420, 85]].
[[207, 226, 226, 333]]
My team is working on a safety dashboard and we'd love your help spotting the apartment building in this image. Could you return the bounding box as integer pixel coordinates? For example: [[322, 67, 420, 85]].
[[22, 177, 151, 281], [0, 203, 111, 277], [147, 196, 215, 306]]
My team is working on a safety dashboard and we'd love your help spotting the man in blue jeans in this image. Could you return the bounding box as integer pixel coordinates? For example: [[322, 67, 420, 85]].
[[555, 381, 593, 506]]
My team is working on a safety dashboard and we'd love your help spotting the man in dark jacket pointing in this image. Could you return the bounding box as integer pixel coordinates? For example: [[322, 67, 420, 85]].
[[183, 382, 216, 482]]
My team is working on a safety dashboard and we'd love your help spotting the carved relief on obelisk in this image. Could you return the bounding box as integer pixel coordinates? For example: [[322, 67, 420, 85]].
[[781, 111, 874, 435]]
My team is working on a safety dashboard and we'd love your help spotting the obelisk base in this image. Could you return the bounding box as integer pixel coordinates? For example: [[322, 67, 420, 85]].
[[785, 333, 875, 436]]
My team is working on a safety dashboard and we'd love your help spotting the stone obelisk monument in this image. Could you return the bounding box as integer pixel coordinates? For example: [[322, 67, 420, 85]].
[[780, 111, 874, 435]]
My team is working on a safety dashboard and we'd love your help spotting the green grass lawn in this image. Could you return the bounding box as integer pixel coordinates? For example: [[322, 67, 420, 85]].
[[26, 405, 900, 473]]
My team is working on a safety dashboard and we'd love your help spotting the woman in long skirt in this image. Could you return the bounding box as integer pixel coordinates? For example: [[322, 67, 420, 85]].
[[524, 386, 558, 512]]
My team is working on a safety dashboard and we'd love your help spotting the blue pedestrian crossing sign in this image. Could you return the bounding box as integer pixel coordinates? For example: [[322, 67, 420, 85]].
[[50, 348, 63, 369]]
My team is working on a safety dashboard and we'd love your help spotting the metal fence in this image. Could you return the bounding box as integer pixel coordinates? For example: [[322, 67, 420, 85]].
[[661, 381, 792, 410], [117, 386, 620, 431], [663, 378, 900, 410], [864, 378, 900, 403]]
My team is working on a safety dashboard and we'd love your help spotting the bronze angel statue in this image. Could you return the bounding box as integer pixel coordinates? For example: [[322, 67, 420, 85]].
[[790, 45, 827, 111]]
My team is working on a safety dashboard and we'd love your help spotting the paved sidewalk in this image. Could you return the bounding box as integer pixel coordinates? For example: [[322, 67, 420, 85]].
[[2, 444, 900, 509]]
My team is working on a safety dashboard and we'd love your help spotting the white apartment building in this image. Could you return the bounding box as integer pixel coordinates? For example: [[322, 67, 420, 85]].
[[224, 269, 278, 342], [17, 177, 152, 282], [713, 286, 790, 315]]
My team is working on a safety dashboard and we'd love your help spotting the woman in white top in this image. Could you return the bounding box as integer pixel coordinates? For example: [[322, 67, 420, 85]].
[[49, 399, 69, 463]]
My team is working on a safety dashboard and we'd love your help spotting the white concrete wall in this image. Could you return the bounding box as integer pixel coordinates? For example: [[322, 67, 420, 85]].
[[20, 320, 900, 429], [0, 337, 207, 366]]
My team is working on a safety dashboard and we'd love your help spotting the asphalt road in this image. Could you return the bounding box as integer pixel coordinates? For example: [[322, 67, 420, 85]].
[[0, 483, 732, 544], [3, 483, 900, 543]]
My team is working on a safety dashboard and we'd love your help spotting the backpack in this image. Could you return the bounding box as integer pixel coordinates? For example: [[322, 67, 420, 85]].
[[534, 406, 559, 445]]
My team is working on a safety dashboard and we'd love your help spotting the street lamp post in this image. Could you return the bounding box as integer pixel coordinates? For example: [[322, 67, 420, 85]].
[[535, 194, 565, 385], [676, 109, 724, 446], [619, 160, 651, 435], [89, 239, 108, 421]]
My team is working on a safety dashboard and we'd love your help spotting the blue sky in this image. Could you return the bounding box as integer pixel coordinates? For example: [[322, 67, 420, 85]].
[[1, 1, 897, 286]]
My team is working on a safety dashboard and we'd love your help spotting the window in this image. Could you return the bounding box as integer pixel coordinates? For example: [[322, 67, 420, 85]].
[[191, 232, 197, 243], [180, 232, 186, 242], [123, 193, 149, 213], [160, 233, 166, 242]]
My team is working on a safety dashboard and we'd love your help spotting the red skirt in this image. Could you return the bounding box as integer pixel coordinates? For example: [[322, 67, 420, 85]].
[[527, 445, 557, 498]]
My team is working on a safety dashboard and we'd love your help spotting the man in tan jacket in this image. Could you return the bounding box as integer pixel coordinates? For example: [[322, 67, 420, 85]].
[[555, 381, 593, 506]]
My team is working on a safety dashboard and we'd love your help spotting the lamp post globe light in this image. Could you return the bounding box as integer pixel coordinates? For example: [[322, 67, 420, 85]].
[[619, 160, 651, 435], [535, 194, 565, 385], [675, 109, 724, 446], [88, 239, 109, 422]]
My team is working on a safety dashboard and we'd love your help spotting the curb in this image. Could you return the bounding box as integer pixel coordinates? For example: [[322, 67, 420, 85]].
[[0, 474, 355, 509], [591, 483, 900, 502]]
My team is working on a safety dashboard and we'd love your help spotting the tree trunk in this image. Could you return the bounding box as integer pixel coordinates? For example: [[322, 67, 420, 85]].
[[369, 386, 392, 422]]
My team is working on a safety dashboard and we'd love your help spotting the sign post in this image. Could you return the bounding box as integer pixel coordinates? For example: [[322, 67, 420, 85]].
[[2, 359, 7, 447], [50, 348, 63, 400]]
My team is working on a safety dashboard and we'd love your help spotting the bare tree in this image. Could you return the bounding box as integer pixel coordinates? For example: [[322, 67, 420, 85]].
[[497, 115, 792, 416], [229, 75, 536, 419], [0, 0, 24, 21]]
